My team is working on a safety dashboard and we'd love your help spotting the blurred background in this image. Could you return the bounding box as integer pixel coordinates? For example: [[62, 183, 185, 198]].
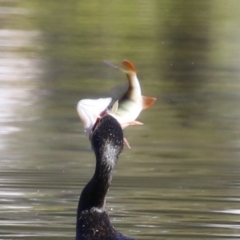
[[1, 0, 240, 239]]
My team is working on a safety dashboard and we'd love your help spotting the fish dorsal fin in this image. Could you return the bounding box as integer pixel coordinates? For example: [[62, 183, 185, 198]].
[[109, 82, 128, 102], [121, 60, 136, 73], [142, 96, 156, 109], [110, 100, 119, 114]]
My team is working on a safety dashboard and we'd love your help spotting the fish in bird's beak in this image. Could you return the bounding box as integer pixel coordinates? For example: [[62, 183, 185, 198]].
[[77, 60, 156, 148], [77, 97, 112, 135], [107, 60, 156, 129]]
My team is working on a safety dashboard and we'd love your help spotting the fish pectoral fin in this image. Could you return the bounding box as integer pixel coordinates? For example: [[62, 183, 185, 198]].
[[121, 121, 144, 128], [124, 137, 131, 149], [110, 100, 119, 114], [142, 95, 156, 109]]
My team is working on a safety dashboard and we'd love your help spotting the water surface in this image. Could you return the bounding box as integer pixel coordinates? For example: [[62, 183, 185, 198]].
[[1, 1, 240, 239]]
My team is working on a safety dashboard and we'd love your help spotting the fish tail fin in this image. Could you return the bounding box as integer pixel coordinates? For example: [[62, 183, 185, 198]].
[[104, 59, 136, 73], [122, 60, 136, 73]]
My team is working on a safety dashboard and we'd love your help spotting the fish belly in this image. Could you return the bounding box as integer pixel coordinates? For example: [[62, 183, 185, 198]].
[[110, 100, 142, 125]]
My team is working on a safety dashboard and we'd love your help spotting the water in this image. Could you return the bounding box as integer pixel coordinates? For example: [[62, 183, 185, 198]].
[[1, 0, 240, 239]]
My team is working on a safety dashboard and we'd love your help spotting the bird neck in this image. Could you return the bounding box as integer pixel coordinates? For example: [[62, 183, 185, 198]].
[[77, 144, 118, 215]]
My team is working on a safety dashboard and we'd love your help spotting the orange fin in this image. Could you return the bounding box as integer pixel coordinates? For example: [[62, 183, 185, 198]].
[[142, 96, 156, 110], [122, 60, 136, 72], [124, 137, 131, 149]]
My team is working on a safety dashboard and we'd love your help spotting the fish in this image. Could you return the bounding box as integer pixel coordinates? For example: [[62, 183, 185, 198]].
[[107, 60, 156, 129], [77, 97, 112, 135], [77, 60, 156, 148]]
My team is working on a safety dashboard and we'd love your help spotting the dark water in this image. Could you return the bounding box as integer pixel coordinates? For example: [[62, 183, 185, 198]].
[[1, 0, 240, 239]]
